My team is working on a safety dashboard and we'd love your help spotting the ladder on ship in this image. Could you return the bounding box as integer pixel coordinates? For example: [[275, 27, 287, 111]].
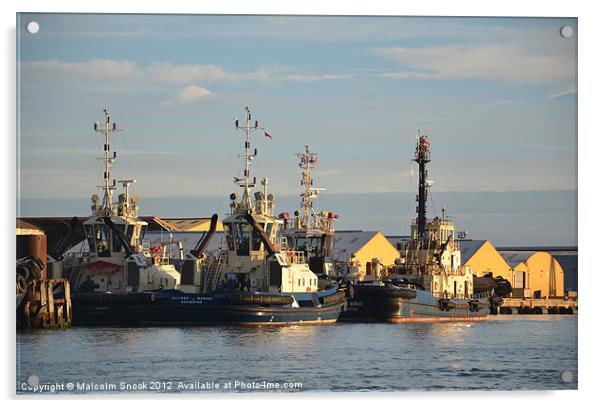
[[66, 254, 86, 290], [65, 242, 88, 290], [202, 251, 227, 293]]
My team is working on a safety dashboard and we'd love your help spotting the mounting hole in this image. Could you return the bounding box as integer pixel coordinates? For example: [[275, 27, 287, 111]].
[[560, 370, 574, 383], [26, 374, 40, 386], [559, 25, 573, 38], [26, 21, 40, 34]]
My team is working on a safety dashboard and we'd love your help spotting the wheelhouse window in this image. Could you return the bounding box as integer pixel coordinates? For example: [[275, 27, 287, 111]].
[[295, 237, 308, 253], [140, 224, 147, 239], [84, 225, 96, 253], [324, 236, 334, 257], [234, 222, 252, 256], [112, 224, 126, 253], [251, 223, 263, 251], [265, 222, 273, 241], [223, 223, 235, 251], [125, 225, 133, 246], [94, 225, 111, 257]]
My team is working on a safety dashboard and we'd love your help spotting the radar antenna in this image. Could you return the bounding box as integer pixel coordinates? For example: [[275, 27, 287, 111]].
[[413, 129, 431, 238], [233, 106, 264, 212], [93, 107, 122, 215], [296, 145, 323, 229]]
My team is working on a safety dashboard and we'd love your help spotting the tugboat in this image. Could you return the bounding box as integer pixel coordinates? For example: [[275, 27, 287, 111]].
[[126, 107, 346, 325], [339, 131, 497, 322], [64, 108, 180, 325], [279, 146, 338, 277]]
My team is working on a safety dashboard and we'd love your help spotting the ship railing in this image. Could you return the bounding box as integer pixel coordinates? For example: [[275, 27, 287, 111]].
[[281, 250, 305, 265], [62, 251, 91, 268], [432, 291, 491, 300], [139, 240, 178, 266], [62, 251, 90, 287]]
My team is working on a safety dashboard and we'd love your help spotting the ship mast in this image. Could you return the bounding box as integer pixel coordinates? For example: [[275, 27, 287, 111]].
[[93, 108, 121, 216], [234, 106, 262, 212], [414, 130, 431, 238], [297, 145, 319, 229]]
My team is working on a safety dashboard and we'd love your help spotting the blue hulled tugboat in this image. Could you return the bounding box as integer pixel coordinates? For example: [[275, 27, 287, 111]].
[[127, 107, 346, 325], [66, 108, 181, 326], [338, 131, 498, 323]]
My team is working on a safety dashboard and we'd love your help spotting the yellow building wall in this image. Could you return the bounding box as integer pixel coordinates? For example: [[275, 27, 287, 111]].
[[463, 241, 513, 282], [353, 232, 400, 279], [515, 252, 565, 298]]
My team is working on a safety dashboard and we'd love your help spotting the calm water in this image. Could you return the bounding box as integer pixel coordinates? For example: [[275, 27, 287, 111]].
[[16, 315, 577, 394]]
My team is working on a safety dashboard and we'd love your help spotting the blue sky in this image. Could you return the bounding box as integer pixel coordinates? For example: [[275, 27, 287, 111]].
[[16, 14, 577, 244]]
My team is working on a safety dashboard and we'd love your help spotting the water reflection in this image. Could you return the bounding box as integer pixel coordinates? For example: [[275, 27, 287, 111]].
[[16, 316, 577, 392]]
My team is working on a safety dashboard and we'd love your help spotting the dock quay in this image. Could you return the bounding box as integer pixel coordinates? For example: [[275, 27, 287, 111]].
[[17, 225, 73, 329], [499, 297, 577, 314]]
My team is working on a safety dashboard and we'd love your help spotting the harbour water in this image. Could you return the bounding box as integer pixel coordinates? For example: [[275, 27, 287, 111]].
[[16, 315, 577, 393]]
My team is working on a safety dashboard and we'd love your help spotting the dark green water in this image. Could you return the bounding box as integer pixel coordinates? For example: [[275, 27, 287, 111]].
[[16, 315, 577, 393]]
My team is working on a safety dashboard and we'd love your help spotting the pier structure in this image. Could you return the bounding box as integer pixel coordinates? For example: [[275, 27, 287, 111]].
[[498, 297, 577, 315], [17, 225, 72, 329]]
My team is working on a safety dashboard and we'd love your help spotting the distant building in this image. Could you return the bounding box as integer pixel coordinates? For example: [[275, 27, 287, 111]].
[[140, 217, 224, 232], [498, 246, 577, 294], [498, 251, 565, 299], [457, 240, 570, 298], [459, 240, 513, 283], [333, 231, 400, 280], [553, 252, 578, 292]]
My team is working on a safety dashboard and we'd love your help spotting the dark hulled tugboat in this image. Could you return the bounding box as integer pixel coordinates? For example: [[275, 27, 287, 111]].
[[65, 108, 180, 326], [339, 131, 498, 323], [128, 107, 346, 325]]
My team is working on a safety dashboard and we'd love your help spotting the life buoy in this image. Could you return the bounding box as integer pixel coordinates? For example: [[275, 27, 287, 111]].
[[306, 287, 312, 292]]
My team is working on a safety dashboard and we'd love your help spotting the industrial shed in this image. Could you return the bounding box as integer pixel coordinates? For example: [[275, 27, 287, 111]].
[[140, 217, 224, 232], [144, 231, 225, 256], [499, 251, 564, 299], [459, 240, 513, 283], [553, 252, 577, 292], [333, 231, 400, 280]]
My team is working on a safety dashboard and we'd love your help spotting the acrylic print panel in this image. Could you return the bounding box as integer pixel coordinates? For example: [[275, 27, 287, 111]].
[[16, 14, 577, 394]]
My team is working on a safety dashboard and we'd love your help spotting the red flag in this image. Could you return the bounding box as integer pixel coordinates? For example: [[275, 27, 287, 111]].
[[264, 131, 272, 139]]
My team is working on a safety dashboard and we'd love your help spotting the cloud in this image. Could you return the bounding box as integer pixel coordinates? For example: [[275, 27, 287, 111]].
[[147, 63, 246, 84], [20, 59, 351, 85], [546, 84, 577, 99], [176, 85, 213, 103], [377, 44, 575, 84]]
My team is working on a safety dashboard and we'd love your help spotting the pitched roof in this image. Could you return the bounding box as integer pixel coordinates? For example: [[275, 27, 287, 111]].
[[145, 231, 225, 253], [139, 217, 223, 232], [458, 240, 488, 264], [66, 231, 226, 256], [498, 251, 536, 268], [332, 231, 380, 260], [158, 218, 224, 232]]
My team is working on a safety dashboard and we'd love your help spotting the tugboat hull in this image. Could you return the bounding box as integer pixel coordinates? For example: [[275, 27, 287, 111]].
[[339, 286, 490, 323], [72, 288, 346, 326]]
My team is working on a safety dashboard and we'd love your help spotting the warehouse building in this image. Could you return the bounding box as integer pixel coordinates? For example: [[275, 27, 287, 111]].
[[333, 231, 401, 280], [140, 216, 224, 232], [498, 246, 577, 295], [459, 240, 513, 283], [498, 251, 565, 299]]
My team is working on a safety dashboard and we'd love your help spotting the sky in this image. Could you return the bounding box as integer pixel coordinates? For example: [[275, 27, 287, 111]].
[[16, 14, 577, 245]]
